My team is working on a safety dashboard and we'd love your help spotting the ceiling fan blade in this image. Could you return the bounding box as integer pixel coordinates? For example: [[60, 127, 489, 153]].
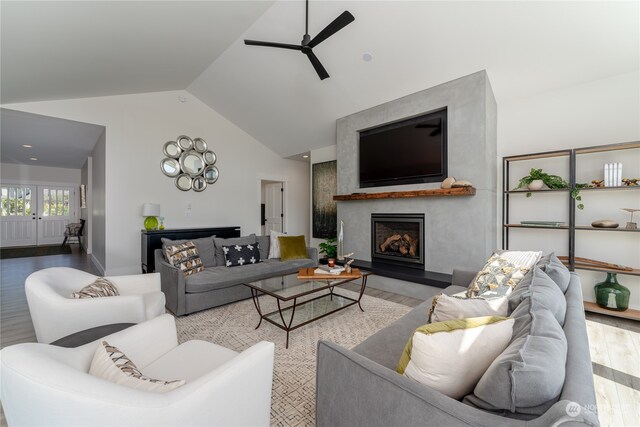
[[306, 51, 329, 80], [308, 11, 355, 48], [244, 40, 303, 51]]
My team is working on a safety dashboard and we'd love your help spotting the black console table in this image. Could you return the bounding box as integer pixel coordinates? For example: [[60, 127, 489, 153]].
[[141, 226, 240, 273]]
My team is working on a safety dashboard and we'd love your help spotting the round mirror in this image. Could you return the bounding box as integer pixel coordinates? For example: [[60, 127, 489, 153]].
[[193, 138, 208, 153], [160, 158, 180, 177], [162, 141, 181, 159], [203, 165, 219, 184], [175, 174, 192, 191], [179, 151, 205, 177], [192, 176, 207, 192], [176, 135, 193, 151], [203, 150, 217, 165]]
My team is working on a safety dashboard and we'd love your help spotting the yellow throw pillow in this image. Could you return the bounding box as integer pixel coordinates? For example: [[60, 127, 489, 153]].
[[396, 316, 514, 399], [278, 235, 308, 261]]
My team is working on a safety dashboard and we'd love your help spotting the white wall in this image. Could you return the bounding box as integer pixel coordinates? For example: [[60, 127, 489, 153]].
[[498, 71, 640, 309], [3, 90, 310, 274], [309, 145, 337, 250], [0, 163, 81, 185]]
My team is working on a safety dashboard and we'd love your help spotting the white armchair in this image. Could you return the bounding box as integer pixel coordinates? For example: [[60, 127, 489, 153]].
[[0, 314, 275, 427], [26, 267, 166, 343]]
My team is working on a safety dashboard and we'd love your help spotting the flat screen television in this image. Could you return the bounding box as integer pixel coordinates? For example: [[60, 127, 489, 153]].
[[358, 108, 447, 188]]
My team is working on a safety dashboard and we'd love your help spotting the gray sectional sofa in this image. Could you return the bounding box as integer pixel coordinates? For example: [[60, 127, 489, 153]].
[[316, 257, 599, 427], [155, 233, 317, 316]]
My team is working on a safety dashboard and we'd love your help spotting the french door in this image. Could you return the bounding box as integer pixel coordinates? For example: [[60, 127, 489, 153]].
[[0, 184, 76, 247]]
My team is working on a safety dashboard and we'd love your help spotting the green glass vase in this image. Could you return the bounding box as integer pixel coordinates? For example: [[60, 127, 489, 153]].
[[594, 272, 630, 311]]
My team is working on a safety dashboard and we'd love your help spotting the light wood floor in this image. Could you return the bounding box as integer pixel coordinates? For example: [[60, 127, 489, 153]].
[[1, 250, 638, 426]]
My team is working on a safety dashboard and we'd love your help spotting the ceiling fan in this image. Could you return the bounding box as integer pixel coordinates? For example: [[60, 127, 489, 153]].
[[244, 0, 355, 80]]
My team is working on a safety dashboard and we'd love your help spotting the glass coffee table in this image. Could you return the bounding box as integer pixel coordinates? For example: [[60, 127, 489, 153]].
[[245, 270, 371, 348]]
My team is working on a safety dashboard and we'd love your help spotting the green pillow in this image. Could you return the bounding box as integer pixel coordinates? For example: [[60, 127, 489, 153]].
[[278, 235, 308, 261]]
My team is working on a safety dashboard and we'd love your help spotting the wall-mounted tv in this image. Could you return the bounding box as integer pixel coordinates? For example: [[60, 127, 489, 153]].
[[358, 108, 447, 188]]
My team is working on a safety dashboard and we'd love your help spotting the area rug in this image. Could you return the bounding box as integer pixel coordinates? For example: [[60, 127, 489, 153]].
[[0, 245, 71, 259], [175, 289, 412, 426]]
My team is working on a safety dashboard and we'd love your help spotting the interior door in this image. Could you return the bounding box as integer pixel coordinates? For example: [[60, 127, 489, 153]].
[[264, 183, 283, 233], [37, 186, 75, 245], [0, 185, 37, 247]]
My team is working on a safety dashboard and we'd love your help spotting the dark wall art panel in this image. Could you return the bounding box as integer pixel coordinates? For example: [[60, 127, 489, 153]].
[[312, 160, 337, 238]]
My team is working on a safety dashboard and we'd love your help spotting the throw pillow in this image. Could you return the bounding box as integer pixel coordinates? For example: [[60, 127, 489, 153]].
[[278, 235, 308, 261], [396, 316, 515, 400], [161, 236, 216, 267], [268, 230, 287, 259], [71, 277, 119, 299], [428, 294, 509, 323], [89, 341, 185, 393], [164, 241, 204, 276], [222, 243, 261, 267], [467, 253, 532, 298], [213, 234, 257, 266]]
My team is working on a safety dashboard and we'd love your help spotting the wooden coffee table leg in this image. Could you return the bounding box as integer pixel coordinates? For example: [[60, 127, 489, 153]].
[[357, 275, 368, 312]]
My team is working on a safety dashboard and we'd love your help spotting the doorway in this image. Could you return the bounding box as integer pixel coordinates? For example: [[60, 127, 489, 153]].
[[261, 180, 284, 235], [0, 183, 77, 247]]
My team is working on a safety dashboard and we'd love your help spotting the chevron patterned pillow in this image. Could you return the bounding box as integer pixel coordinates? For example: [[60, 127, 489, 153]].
[[71, 277, 119, 299]]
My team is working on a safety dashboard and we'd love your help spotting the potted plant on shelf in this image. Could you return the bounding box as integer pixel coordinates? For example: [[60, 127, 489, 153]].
[[515, 168, 589, 210], [318, 237, 337, 265]]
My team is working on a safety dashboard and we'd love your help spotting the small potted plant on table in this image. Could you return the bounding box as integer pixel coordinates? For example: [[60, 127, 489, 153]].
[[318, 237, 337, 266]]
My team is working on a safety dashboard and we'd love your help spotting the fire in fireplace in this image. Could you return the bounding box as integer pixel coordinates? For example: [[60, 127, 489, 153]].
[[371, 213, 425, 269]]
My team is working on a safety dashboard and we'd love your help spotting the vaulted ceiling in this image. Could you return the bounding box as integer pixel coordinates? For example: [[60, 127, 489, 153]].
[[2, 1, 638, 160]]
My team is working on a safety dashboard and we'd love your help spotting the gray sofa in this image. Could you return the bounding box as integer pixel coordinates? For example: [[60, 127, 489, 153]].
[[155, 234, 317, 316], [317, 262, 599, 426]]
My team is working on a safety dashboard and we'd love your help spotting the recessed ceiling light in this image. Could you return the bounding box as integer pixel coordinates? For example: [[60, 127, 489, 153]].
[[22, 144, 32, 148], [303, 155, 309, 158], [362, 52, 373, 62], [30, 157, 38, 161]]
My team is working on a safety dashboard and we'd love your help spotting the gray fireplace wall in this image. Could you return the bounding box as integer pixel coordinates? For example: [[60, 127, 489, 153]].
[[336, 70, 497, 274]]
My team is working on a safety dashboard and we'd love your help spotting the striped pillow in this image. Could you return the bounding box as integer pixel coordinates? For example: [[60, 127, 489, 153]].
[[89, 341, 185, 393], [71, 277, 119, 299], [164, 241, 204, 276]]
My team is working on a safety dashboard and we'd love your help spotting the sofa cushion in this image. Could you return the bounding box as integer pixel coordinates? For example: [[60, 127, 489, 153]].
[[397, 316, 515, 400], [530, 267, 567, 325], [268, 230, 286, 259], [472, 300, 567, 413], [71, 277, 119, 299], [278, 235, 309, 261], [213, 234, 256, 266], [161, 236, 216, 268], [184, 258, 315, 293], [222, 243, 261, 267], [164, 242, 204, 276], [540, 253, 571, 293], [428, 294, 508, 323], [89, 341, 185, 393], [256, 235, 270, 261]]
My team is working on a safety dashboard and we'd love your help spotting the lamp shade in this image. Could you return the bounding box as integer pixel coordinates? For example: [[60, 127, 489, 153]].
[[142, 203, 160, 217]]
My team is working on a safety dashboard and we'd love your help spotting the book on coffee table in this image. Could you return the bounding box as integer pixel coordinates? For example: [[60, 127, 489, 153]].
[[297, 267, 362, 280]]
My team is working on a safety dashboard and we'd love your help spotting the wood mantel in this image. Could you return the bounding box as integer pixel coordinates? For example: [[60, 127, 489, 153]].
[[333, 187, 476, 201]]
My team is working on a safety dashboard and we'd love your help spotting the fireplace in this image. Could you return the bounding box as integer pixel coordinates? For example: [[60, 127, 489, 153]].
[[371, 213, 425, 269]]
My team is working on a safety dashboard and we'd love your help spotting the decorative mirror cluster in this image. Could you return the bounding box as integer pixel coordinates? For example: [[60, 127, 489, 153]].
[[161, 135, 219, 192]]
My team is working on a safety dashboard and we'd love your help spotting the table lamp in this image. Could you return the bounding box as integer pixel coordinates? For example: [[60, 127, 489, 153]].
[[142, 203, 160, 231]]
